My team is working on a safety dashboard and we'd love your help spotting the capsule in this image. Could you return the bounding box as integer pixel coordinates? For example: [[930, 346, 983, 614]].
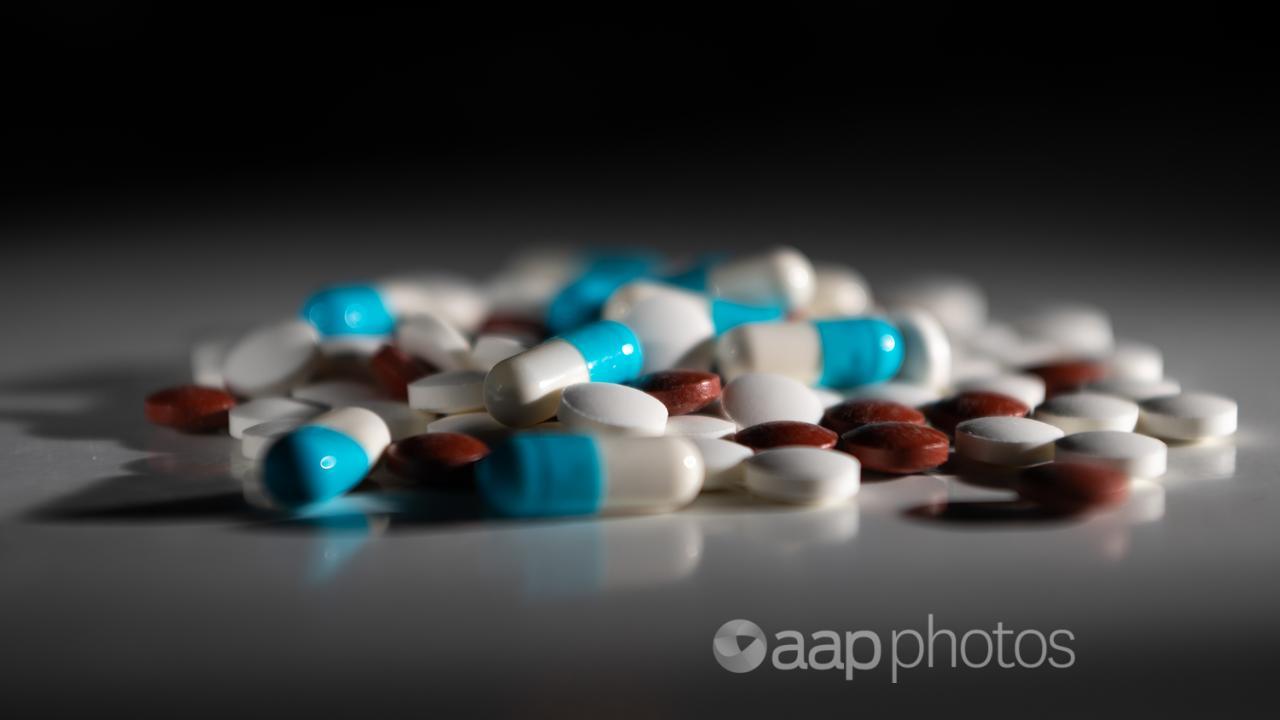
[[544, 252, 659, 335], [485, 320, 644, 427], [259, 407, 391, 507], [602, 281, 785, 372], [716, 317, 904, 388], [301, 274, 487, 337], [664, 246, 816, 309], [477, 433, 704, 518]]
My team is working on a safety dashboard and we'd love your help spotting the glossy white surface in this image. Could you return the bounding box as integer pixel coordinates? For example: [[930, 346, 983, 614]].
[[744, 447, 860, 504], [1054, 430, 1168, 478], [664, 414, 737, 439], [558, 382, 669, 436], [720, 373, 823, 427], [955, 416, 1065, 466], [221, 319, 320, 397], [1033, 392, 1140, 434], [1139, 392, 1238, 441], [407, 370, 486, 414]]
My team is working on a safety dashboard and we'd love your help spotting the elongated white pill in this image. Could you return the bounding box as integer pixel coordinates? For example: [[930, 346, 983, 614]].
[[1054, 431, 1167, 478], [721, 373, 823, 428], [664, 414, 737, 439], [1087, 377, 1181, 402], [396, 313, 472, 371], [955, 373, 1046, 408], [408, 370, 486, 414], [954, 416, 1065, 467], [223, 319, 321, 397], [1034, 392, 1139, 433], [291, 380, 383, 408], [228, 397, 324, 439], [893, 309, 951, 390], [1105, 340, 1163, 382], [745, 447, 860, 505], [690, 437, 753, 490], [558, 382, 669, 436], [1139, 392, 1237, 441], [707, 246, 816, 309]]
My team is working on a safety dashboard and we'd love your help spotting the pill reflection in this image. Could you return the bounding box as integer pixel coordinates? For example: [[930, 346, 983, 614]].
[[1162, 437, 1237, 485]]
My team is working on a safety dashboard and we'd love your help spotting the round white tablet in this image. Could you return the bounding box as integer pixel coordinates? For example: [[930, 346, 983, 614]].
[[291, 380, 383, 408], [955, 373, 1047, 408], [1087, 377, 1181, 402], [893, 309, 951, 390], [954, 416, 1065, 467], [240, 418, 306, 460], [690, 437, 754, 491], [1139, 392, 1238, 441], [558, 382, 669, 436], [1015, 303, 1114, 356], [722, 373, 824, 427], [228, 397, 323, 439], [881, 275, 986, 339], [844, 381, 940, 408], [395, 313, 472, 370], [1054, 431, 1167, 478], [469, 334, 527, 372], [1034, 392, 1139, 433], [664, 414, 737, 439], [426, 412, 513, 446], [1105, 340, 1163, 382], [407, 370, 486, 414], [351, 399, 435, 440], [222, 319, 320, 397], [744, 447, 860, 505]]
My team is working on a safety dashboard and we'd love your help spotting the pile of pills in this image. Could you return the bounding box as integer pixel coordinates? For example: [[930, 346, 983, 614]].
[[144, 246, 1239, 519]]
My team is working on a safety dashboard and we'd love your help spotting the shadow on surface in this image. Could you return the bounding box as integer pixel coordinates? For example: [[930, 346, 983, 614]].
[[903, 500, 1079, 527]]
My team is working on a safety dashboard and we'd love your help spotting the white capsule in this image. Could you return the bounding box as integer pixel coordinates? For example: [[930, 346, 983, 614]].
[[395, 313, 472, 371], [615, 291, 716, 373], [745, 447, 860, 505], [190, 337, 231, 388], [721, 373, 824, 428], [1105, 340, 1164, 382], [881, 275, 987, 339], [228, 397, 324, 439], [408, 370, 486, 414], [893, 309, 951, 390], [558, 383, 669, 436], [1054, 431, 1167, 478], [468, 334, 528, 372], [955, 373, 1047, 409], [1015, 303, 1114, 357], [1034, 392, 1139, 434], [803, 263, 872, 318], [1139, 392, 1237, 441], [708, 246, 816, 309], [690, 437, 754, 490], [1087, 376, 1181, 402], [291, 380, 383, 408], [222, 319, 321, 397], [664, 414, 737, 439], [845, 381, 940, 408], [954, 416, 1065, 467]]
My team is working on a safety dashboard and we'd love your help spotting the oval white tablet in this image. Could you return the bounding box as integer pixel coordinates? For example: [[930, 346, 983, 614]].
[[690, 437, 753, 491], [954, 416, 1065, 467], [721, 373, 823, 427], [1054, 430, 1167, 478], [955, 373, 1046, 408], [558, 382, 669, 436], [893, 309, 951, 390], [469, 334, 528, 372], [291, 380, 383, 408], [1015, 303, 1114, 356], [408, 370, 486, 414], [664, 414, 737, 439], [1034, 392, 1139, 433], [844, 381, 940, 408], [240, 418, 306, 460], [745, 447, 860, 505], [396, 313, 472, 370], [1105, 340, 1163, 382], [351, 399, 435, 440], [426, 411, 513, 446], [1087, 377, 1181, 402], [1139, 392, 1238, 441], [222, 319, 320, 397], [228, 397, 324, 439]]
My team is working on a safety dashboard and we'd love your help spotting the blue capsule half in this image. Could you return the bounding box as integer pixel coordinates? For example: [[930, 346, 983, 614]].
[[261, 426, 371, 507], [301, 284, 396, 336]]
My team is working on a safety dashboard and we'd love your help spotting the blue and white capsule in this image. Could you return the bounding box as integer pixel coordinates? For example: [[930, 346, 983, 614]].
[[259, 407, 391, 507], [544, 252, 659, 335], [477, 433, 704, 518], [301, 274, 488, 337], [716, 317, 904, 388], [664, 245, 816, 310], [602, 281, 785, 372], [484, 321, 644, 427]]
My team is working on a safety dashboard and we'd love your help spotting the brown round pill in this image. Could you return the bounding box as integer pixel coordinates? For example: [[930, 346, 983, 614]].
[[1015, 462, 1129, 513], [926, 391, 1030, 435], [384, 433, 491, 489], [144, 385, 237, 433], [370, 344, 435, 400], [839, 422, 950, 474], [821, 399, 926, 436], [734, 421, 838, 451], [1026, 359, 1108, 397], [633, 370, 722, 416]]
